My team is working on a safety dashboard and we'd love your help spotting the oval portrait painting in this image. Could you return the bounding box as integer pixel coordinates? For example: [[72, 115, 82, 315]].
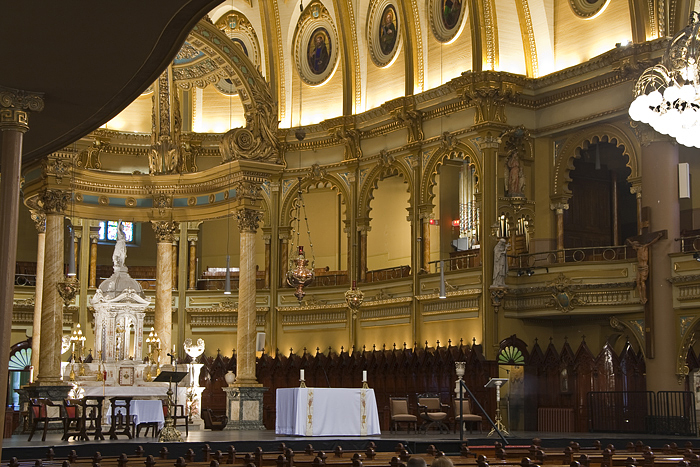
[[441, 0, 462, 30], [307, 28, 332, 75], [378, 5, 398, 55]]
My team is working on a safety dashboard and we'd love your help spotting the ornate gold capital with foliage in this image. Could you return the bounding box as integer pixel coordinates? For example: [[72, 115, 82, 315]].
[[236, 208, 262, 233], [220, 95, 281, 164], [38, 188, 71, 214], [151, 220, 179, 243], [31, 211, 46, 234]]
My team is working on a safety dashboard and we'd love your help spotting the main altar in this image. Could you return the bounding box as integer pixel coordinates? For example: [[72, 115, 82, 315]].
[[61, 222, 205, 426]]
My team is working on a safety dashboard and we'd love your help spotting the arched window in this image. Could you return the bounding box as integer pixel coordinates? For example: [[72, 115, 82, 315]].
[[8, 345, 31, 410]]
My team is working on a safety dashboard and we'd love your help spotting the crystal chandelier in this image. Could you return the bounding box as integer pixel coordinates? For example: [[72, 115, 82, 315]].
[[629, 11, 700, 147], [286, 183, 315, 302]]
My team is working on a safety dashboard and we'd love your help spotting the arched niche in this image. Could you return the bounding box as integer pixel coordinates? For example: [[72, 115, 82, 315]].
[[552, 122, 641, 202], [420, 141, 483, 208], [358, 155, 413, 219]]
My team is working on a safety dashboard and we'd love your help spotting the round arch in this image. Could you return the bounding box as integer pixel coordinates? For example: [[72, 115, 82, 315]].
[[420, 140, 483, 208], [358, 156, 413, 219], [279, 173, 350, 227], [552, 122, 641, 202]]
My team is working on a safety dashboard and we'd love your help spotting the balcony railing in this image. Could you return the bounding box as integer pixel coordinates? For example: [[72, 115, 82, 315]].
[[513, 245, 632, 269]]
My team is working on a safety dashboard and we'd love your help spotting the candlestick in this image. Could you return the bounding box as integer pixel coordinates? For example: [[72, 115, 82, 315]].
[[362, 370, 367, 382]]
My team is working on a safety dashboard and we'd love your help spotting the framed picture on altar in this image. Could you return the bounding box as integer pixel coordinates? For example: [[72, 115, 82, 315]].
[[119, 367, 134, 386]]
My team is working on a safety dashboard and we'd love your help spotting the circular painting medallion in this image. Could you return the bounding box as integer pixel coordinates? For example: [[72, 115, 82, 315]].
[[368, 0, 400, 67], [429, 0, 466, 42], [293, 2, 339, 86], [569, 0, 609, 19]]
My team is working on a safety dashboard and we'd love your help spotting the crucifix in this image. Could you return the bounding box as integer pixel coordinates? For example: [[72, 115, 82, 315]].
[[626, 230, 665, 358]]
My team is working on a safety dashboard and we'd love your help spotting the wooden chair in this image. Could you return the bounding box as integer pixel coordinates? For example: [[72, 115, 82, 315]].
[[389, 397, 418, 433], [82, 396, 105, 440], [202, 408, 227, 430], [61, 399, 86, 441], [107, 397, 134, 439], [452, 397, 483, 433], [27, 398, 62, 441], [417, 393, 450, 434]]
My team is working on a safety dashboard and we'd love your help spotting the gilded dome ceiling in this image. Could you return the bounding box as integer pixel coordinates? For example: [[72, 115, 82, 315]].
[[99, 0, 692, 136]]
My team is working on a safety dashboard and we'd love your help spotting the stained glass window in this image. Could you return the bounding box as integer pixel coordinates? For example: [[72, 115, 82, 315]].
[[98, 221, 134, 242]]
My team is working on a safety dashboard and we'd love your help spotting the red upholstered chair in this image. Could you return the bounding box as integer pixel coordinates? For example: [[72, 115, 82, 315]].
[[28, 398, 62, 441]]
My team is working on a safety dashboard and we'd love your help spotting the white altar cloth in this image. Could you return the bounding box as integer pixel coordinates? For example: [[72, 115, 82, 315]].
[[275, 388, 381, 436], [107, 400, 165, 429]]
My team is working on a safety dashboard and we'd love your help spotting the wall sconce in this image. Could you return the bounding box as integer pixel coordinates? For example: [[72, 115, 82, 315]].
[[452, 219, 460, 227], [517, 268, 535, 277], [694, 252, 700, 262]]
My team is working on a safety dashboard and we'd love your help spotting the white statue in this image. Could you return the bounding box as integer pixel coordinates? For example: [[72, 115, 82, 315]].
[[492, 237, 509, 287], [112, 220, 127, 268]]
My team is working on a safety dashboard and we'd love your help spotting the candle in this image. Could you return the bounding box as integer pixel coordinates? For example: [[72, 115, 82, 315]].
[[363, 370, 367, 381], [29, 366, 34, 383], [300, 369, 305, 380]]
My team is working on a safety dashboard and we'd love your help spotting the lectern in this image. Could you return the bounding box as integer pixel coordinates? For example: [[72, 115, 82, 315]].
[[484, 377, 510, 436], [154, 371, 188, 442]]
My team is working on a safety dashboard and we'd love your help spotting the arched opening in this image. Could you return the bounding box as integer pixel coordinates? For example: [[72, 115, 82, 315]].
[[564, 142, 636, 248], [8, 340, 31, 411], [430, 153, 480, 271], [366, 174, 411, 276]]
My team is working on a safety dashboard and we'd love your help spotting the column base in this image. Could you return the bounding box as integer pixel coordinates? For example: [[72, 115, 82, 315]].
[[222, 386, 267, 430], [15, 384, 73, 435]]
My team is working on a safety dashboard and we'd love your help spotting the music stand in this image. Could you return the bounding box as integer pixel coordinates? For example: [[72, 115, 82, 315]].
[[484, 378, 510, 436], [154, 371, 188, 442]]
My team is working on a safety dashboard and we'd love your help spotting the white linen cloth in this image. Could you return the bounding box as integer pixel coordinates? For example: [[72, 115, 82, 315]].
[[107, 400, 165, 429], [275, 388, 381, 436]]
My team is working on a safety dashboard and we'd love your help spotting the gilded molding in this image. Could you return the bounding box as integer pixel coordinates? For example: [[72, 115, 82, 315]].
[[515, 0, 538, 78], [280, 310, 347, 326], [423, 297, 480, 315], [360, 305, 411, 321]]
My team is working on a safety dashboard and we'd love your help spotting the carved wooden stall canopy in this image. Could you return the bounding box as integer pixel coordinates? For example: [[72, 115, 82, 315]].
[[192, 335, 646, 431]]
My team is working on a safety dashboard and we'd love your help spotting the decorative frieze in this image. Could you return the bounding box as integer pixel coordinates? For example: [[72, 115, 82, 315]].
[[281, 310, 347, 326]]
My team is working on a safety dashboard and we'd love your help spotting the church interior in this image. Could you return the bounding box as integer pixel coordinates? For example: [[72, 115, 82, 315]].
[[5, 0, 700, 451]]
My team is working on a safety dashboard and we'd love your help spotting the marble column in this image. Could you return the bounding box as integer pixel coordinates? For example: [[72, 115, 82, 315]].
[[262, 231, 271, 289], [152, 221, 178, 360], [642, 141, 680, 392], [234, 208, 262, 387], [37, 189, 71, 384], [422, 216, 431, 272], [89, 229, 98, 288], [30, 212, 46, 380], [188, 238, 197, 290], [551, 202, 568, 263], [357, 221, 370, 282], [279, 229, 291, 287], [172, 240, 178, 290]]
